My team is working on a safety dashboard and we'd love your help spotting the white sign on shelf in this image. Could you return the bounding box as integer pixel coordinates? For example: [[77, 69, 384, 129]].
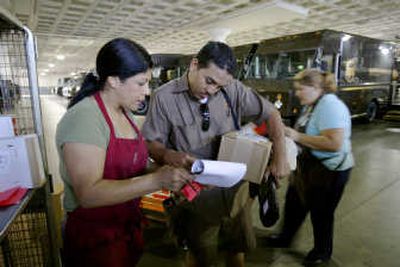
[[0, 115, 16, 138], [0, 134, 45, 191]]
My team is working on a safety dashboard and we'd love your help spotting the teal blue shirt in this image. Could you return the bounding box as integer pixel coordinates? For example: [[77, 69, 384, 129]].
[[306, 94, 354, 170]]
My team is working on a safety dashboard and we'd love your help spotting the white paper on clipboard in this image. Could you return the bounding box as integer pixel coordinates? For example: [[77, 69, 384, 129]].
[[191, 159, 246, 187]]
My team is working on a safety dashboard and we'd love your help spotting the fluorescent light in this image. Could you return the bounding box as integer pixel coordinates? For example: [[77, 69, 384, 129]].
[[56, 55, 65, 60], [380, 47, 390, 55], [342, 35, 352, 42], [198, 0, 308, 34], [43, 69, 49, 72], [208, 28, 232, 42], [48, 63, 55, 68]]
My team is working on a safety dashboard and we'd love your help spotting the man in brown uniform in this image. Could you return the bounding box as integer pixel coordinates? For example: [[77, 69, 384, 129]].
[[142, 41, 289, 267]]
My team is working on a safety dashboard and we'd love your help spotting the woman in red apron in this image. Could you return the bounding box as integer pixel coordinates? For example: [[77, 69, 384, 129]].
[[57, 38, 192, 267]]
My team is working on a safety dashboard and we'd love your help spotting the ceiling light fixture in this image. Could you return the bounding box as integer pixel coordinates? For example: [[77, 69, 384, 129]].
[[342, 35, 352, 42], [208, 28, 232, 42], [379, 46, 390, 55], [48, 63, 55, 68], [56, 55, 65, 60], [196, 0, 309, 37]]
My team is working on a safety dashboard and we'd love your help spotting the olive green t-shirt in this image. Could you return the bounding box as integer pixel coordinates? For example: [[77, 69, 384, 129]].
[[56, 96, 137, 212]]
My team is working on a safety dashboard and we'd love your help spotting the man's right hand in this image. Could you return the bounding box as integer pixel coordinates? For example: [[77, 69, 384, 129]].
[[163, 149, 196, 169]]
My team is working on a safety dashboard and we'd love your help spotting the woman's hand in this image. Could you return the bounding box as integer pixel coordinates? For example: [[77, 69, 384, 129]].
[[163, 150, 196, 169], [156, 165, 194, 192], [284, 126, 300, 141]]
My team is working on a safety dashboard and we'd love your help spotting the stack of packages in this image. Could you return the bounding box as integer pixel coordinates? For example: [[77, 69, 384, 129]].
[[140, 189, 171, 222]]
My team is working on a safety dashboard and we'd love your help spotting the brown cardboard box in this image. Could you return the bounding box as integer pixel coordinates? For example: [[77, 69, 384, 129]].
[[217, 131, 272, 184], [50, 188, 64, 248]]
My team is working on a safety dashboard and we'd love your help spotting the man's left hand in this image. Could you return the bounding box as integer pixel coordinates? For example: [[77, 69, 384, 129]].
[[268, 155, 291, 181]]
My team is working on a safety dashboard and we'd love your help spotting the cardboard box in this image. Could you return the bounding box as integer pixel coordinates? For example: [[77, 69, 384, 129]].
[[218, 131, 272, 184], [0, 134, 46, 191], [50, 188, 64, 248]]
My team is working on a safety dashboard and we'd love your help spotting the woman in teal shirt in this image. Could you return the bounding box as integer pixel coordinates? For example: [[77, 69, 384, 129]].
[[270, 69, 353, 265]]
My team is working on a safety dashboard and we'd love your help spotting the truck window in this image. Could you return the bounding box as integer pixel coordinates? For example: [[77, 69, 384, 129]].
[[341, 38, 392, 85], [250, 50, 317, 80]]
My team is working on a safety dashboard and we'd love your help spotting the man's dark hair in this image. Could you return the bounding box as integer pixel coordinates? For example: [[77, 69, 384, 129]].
[[196, 41, 237, 76]]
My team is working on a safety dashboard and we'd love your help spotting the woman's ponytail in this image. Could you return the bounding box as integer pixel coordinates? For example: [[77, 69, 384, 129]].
[[321, 72, 337, 93], [67, 38, 152, 109], [67, 73, 101, 109]]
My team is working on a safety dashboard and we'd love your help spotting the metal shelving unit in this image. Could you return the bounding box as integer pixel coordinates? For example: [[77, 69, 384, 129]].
[[0, 7, 59, 267]]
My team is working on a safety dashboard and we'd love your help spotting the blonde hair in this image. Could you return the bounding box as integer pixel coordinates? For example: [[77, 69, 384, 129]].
[[293, 69, 337, 93]]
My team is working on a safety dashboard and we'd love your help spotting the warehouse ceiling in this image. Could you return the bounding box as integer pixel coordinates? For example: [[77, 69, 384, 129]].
[[3, 0, 400, 85]]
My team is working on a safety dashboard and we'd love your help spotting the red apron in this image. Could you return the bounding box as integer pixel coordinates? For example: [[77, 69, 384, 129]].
[[64, 92, 148, 267]]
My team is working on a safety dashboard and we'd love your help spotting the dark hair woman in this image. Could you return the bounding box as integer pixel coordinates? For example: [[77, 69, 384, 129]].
[[56, 38, 192, 267], [268, 69, 354, 265]]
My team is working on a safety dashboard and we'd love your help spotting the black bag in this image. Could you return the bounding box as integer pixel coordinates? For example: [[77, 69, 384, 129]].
[[257, 175, 279, 227]]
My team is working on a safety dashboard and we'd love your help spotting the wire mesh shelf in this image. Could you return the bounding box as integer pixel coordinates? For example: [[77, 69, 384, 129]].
[[0, 189, 50, 267], [0, 12, 56, 267], [0, 17, 35, 134]]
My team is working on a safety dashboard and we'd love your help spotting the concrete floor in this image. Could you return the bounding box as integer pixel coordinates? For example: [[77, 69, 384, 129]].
[[40, 95, 400, 267]]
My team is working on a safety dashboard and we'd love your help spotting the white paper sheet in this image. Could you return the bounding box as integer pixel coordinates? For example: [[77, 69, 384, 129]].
[[0, 116, 15, 138], [192, 160, 246, 187], [0, 135, 45, 191], [285, 137, 298, 171]]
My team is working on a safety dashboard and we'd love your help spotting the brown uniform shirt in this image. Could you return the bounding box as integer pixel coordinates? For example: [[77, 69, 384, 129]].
[[142, 72, 275, 160]]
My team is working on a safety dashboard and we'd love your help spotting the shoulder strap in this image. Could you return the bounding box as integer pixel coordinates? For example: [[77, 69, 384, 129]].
[[122, 110, 144, 140], [319, 152, 348, 171], [220, 88, 240, 131], [294, 94, 325, 132], [94, 92, 115, 137]]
